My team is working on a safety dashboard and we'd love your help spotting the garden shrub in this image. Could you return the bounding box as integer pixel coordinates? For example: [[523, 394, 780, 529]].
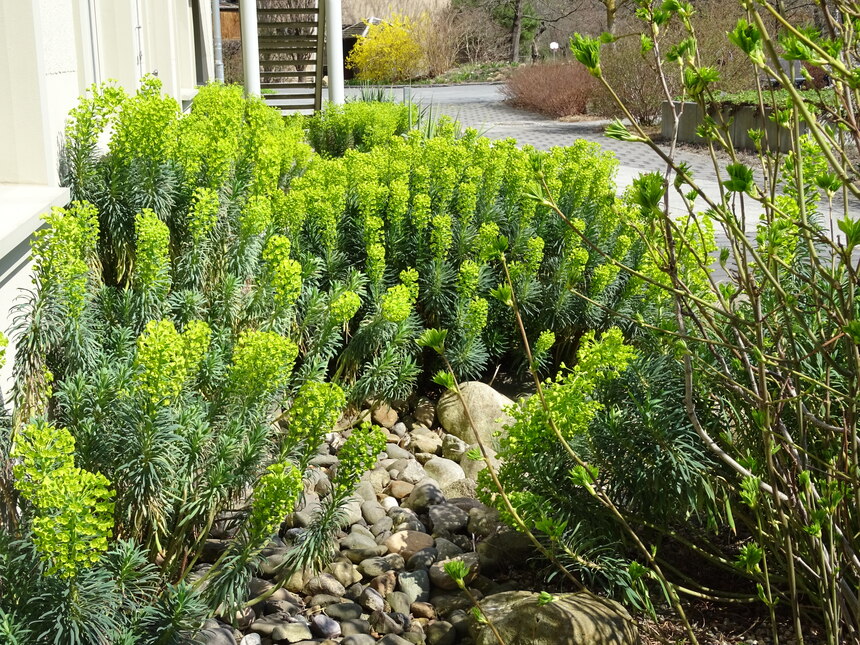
[[502, 61, 600, 118], [0, 79, 384, 643], [305, 100, 416, 157], [346, 14, 424, 82], [2, 75, 683, 642]]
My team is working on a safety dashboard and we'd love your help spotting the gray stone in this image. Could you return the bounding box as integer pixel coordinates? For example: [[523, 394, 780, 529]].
[[340, 618, 372, 636], [409, 428, 442, 455], [413, 396, 436, 428], [263, 599, 300, 616], [461, 446, 500, 481], [378, 636, 412, 645], [385, 443, 412, 460], [397, 569, 431, 604], [341, 497, 364, 527], [368, 570, 397, 597], [304, 573, 346, 598], [358, 553, 405, 577], [410, 601, 435, 619], [436, 382, 514, 448], [250, 614, 290, 636], [198, 628, 236, 645], [472, 591, 638, 645], [387, 590, 412, 615], [341, 531, 379, 551], [358, 586, 386, 613], [434, 538, 464, 559], [423, 458, 465, 488], [310, 454, 339, 467], [406, 546, 438, 570], [361, 499, 387, 524], [441, 434, 468, 461], [403, 480, 445, 512], [307, 593, 343, 607], [390, 459, 427, 485], [371, 516, 394, 536], [325, 559, 361, 588], [467, 506, 502, 538], [369, 610, 406, 635], [311, 613, 341, 638], [392, 421, 409, 437], [343, 635, 376, 645], [431, 591, 476, 616], [429, 503, 469, 533], [366, 467, 392, 495], [271, 622, 313, 643], [240, 635, 262, 645], [343, 546, 387, 562], [426, 620, 457, 645], [442, 478, 477, 499], [477, 530, 534, 573], [325, 602, 363, 621], [429, 552, 480, 590]]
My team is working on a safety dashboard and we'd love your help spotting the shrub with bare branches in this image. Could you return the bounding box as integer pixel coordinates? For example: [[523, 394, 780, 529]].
[[502, 61, 599, 118]]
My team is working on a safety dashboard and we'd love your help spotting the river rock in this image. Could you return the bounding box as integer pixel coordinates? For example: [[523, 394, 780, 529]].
[[403, 480, 445, 512], [426, 620, 457, 645], [390, 459, 427, 485], [271, 621, 313, 643], [325, 602, 363, 621], [397, 569, 431, 604], [385, 443, 412, 460], [429, 552, 480, 590], [304, 573, 346, 598], [428, 503, 469, 533], [423, 458, 466, 488], [441, 434, 468, 461], [343, 635, 376, 645], [409, 427, 443, 454], [385, 530, 435, 559], [371, 402, 399, 428], [436, 382, 514, 448], [473, 591, 638, 645], [358, 586, 386, 613], [389, 480, 415, 499]]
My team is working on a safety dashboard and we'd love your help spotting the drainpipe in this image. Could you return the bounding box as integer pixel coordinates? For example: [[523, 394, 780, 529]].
[[134, 0, 145, 84], [211, 0, 224, 82], [239, 0, 260, 95], [325, 0, 344, 105]]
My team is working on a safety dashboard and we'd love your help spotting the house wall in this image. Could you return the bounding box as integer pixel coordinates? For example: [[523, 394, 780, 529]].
[[0, 0, 214, 402]]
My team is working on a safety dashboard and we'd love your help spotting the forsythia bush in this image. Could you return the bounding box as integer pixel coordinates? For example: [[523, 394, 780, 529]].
[[346, 14, 425, 82]]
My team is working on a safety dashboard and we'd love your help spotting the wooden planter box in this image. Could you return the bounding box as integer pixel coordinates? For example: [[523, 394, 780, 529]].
[[661, 100, 805, 152]]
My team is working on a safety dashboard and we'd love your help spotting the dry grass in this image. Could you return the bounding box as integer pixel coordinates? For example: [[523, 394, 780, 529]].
[[343, 0, 449, 23], [502, 62, 599, 118]]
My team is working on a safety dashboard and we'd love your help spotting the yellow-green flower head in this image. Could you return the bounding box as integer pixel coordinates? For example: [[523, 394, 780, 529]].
[[240, 195, 272, 238], [135, 319, 211, 405], [476, 222, 501, 262], [229, 330, 298, 402], [381, 268, 419, 323], [333, 423, 386, 495], [188, 187, 219, 242], [430, 214, 453, 260], [12, 421, 114, 578], [457, 259, 480, 300], [287, 381, 347, 448], [463, 297, 489, 335], [263, 235, 302, 309], [366, 242, 386, 285], [330, 290, 362, 324], [250, 461, 303, 537], [134, 208, 171, 295]]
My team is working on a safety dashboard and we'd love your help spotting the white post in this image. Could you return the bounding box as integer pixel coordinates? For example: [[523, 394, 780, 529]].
[[239, 0, 260, 96], [325, 0, 344, 105], [212, 0, 224, 82]]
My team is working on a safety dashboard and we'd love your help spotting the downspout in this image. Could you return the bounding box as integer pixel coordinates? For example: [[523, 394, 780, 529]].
[[211, 0, 224, 82], [86, 0, 101, 84], [133, 0, 145, 83]]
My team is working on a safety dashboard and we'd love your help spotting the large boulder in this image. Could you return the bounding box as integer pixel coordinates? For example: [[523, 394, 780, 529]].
[[436, 382, 514, 448], [471, 591, 638, 645]]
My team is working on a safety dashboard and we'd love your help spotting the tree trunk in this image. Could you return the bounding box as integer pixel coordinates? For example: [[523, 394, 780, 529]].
[[511, 0, 524, 62]]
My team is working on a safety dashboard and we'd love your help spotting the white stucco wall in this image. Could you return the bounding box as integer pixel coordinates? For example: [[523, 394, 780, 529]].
[[0, 0, 215, 401]]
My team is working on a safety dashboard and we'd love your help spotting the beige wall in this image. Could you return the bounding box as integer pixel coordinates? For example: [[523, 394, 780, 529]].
[[0, 0, 214, 187]]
